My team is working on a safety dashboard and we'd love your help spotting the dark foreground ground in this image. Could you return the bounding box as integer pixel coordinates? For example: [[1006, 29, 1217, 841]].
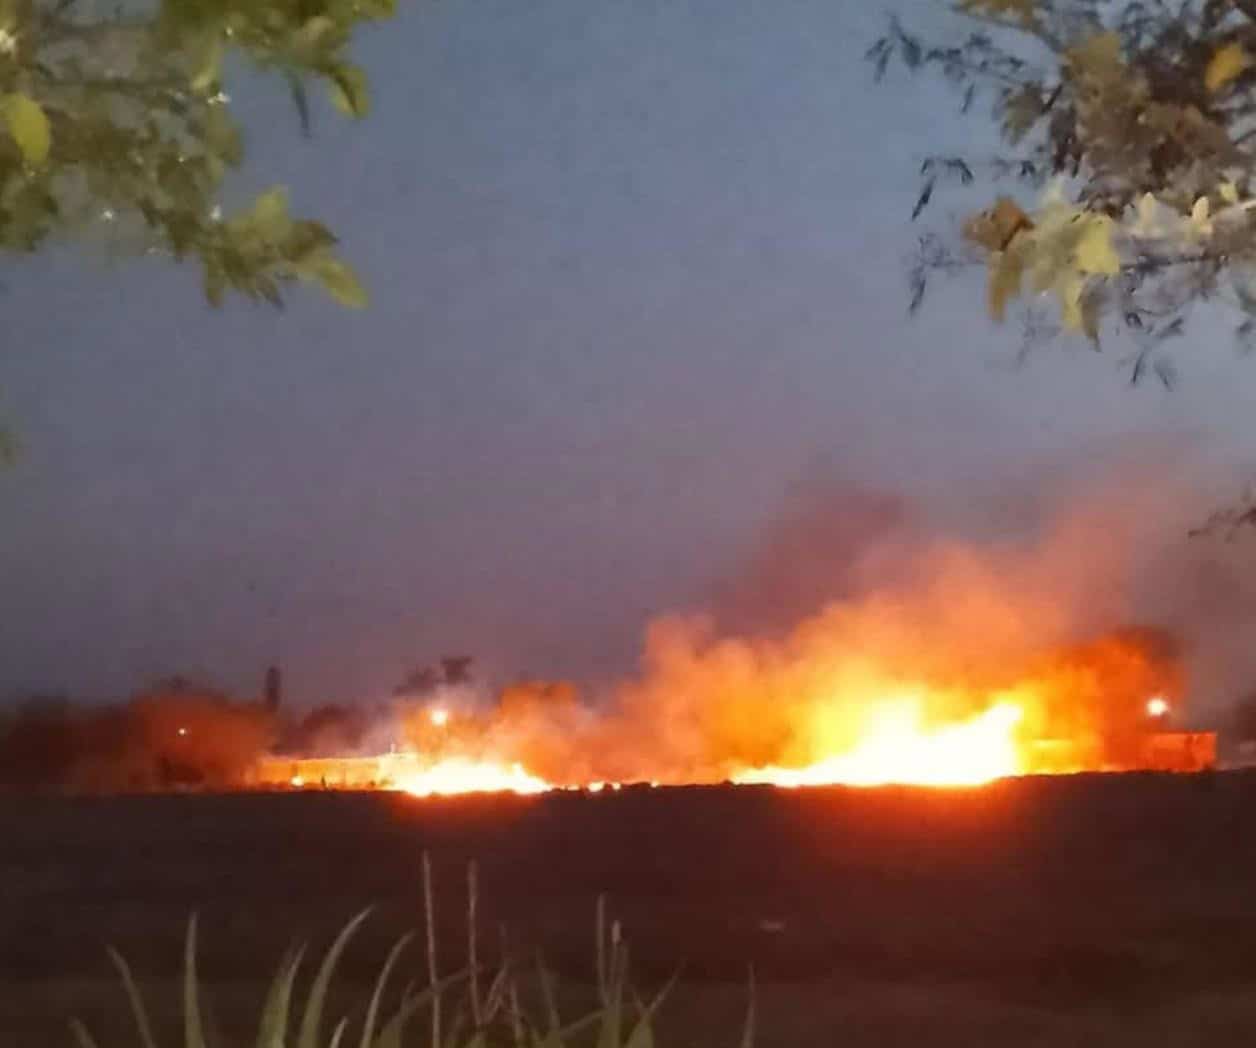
[[6, 773, 1256, 1046]]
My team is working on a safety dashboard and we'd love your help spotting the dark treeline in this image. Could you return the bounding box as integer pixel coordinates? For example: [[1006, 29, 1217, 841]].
[[0, 683, 391, 792]]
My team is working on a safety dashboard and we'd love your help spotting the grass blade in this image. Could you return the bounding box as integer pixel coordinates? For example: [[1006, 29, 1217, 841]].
[[371, 969, 470, 1048], [185, 914, 210, 1048], [299, 909, 373, 1048], [423, 854, 439, 1048], [536, 956, 561, 1043], [596, 928, 625, 1048], [69, 1019, 102, 1048], [106, 946, 159, 1048], [595, 897, 607, 1006], [738, 966, 756, 1048], [256, 945, 307, 1048], [328, 1017, 349, 1048], [358, 933, 413, 1048], [479, 959, 512, 1025], [467, 861, 481, 1029], [623, 969, 679, 1048]]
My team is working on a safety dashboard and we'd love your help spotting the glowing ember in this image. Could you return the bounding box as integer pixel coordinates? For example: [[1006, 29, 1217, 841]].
[[394, 758, 550, 798], [429, 708, 449, 727], [733, 700, 1026, 788], [1147, 696, 1170, 718]]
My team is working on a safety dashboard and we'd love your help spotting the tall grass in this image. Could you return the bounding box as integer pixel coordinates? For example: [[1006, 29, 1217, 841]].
[[69, 854, 755, 1048]]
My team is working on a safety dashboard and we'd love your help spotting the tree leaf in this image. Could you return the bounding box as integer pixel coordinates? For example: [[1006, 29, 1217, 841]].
[[987, 245, 1024, 323], [1206, 42, 1249, 93], [957, 0, 1036, 23], [1067, 32, 1123, 79], [964, 196, 1032, 251], [192, 33, 224, 92], [1055, 269, 1086, 332], [252, 186, 291, 237], [1074, 214, 1119, 276], [328, 64, 369, 117], [308, 253, 368, 308], [2, 93, 51, 166]]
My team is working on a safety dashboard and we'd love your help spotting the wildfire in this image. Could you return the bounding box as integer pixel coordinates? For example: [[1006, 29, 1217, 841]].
[[393, 757, 550, 798], [734, 699, 1026, 788]]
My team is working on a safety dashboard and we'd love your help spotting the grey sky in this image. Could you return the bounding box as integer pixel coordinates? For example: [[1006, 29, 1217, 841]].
[[3, 0, 1255, 706]]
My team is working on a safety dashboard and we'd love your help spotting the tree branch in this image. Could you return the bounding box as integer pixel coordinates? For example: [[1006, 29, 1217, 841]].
[[952, 6, 1065, 53]]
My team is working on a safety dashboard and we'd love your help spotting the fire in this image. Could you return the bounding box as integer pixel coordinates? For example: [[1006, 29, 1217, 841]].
[[733, 699, 1026, 788], [386, 753, 550, 794], [392, 757, 549, 798]]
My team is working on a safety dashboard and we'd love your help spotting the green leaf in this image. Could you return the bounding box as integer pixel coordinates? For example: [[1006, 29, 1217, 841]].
[[371, 971, 471, 1048], [192, 33, 224, 92], [297, 15, 338, 52], [298, 909, 372, 1048], [358, 934, 413, 1048], [107, 947, 159, 1048], [68, 1019, 102, 1048], [623, 971, 678, 1048], [359, 0, 397, 17], [205, 105, 243, 166], [2, 93, 51, 166], [252, 186, 291, 237], [307, 253, 369, 308], [255, 945, 306, 1048], [328, 63, 370, 117]]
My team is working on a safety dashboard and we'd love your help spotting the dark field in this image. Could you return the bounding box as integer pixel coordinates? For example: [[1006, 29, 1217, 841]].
[[6, 773, 1256, 1046]]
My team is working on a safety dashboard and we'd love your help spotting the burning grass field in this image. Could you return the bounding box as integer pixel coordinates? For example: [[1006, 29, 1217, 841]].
[[7, 774, 1256, 1046]]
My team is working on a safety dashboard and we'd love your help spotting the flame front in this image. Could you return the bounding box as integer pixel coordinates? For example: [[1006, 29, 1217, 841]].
[[394, 757, 550, 798], [733, 699, 1025, 788]]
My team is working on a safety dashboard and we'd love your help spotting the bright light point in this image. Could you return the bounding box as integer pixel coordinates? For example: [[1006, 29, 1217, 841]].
[[429, 708, 449, 727], [176, 727, 188, 737], [587, 781, 606, 793], [290, 776, 304, 788], [1147, 697, 1170, 718]]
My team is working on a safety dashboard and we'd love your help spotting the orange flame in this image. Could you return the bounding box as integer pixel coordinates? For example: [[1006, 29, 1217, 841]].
[[733, 698, 1025, 788], [394, 757, 549, 797]]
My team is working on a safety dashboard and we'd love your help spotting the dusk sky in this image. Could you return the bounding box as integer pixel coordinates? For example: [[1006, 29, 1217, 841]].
[[4, 0, 1256, 706]]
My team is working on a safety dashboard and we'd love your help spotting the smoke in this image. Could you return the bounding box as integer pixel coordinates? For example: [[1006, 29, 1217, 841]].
[[402, 445, 1255, 783]]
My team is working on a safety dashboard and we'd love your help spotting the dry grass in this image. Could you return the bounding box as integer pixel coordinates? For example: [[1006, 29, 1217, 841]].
[[65, 854, 754, 1048]]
